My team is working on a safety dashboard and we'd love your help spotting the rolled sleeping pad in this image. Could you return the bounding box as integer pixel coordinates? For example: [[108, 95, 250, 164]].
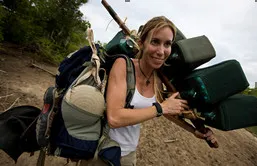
[[163, 35, 216, 79], [202, 94, 257, 131]]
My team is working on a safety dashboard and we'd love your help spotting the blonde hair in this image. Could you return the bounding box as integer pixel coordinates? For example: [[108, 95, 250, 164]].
[[136, 16, 177, 59], [136, 16, 177, 103]]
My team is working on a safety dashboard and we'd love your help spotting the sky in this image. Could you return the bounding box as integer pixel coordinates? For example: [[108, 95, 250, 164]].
[[80, 0, 257, 88]]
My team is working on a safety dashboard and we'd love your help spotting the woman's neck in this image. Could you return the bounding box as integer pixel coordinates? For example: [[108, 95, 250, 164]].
[[138, 58, 154, 77], [138, 58, 154, 87]]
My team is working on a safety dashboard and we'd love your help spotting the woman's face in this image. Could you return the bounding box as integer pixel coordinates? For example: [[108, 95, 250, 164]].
[[142, 26, 174, 69]]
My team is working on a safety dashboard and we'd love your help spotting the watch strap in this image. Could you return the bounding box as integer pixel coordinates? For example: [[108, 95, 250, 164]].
[[152, 102, 163, 117]]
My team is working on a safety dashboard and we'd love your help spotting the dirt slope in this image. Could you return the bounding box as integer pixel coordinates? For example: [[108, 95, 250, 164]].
[[0, 43, 256, 166]]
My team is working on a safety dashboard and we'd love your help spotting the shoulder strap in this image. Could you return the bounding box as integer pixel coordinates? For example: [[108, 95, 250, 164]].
[[117, 54, 135, 108], [94, 54, 135, 162]]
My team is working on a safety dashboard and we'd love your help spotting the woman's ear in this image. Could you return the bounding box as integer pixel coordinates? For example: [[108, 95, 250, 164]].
[[138, 40, 143, 49]]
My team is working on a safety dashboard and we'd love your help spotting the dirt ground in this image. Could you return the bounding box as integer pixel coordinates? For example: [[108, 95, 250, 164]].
[[0, 43, 257, 166]]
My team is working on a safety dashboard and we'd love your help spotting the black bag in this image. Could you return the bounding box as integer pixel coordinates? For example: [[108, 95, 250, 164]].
[[163, 35, 216, 79], [55, 44, 100, 90], [203, 94, 257, 131], [174, 60, 249, 108], [0, 106, 41, 161]]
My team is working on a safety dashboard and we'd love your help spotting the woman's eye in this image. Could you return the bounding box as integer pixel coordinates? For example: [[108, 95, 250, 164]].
[[150, 39, 159, 45], [164, 42, 172, 48]]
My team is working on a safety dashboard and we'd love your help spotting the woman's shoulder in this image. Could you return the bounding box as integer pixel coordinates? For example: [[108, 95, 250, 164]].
[[112, 57, 127, 69], [131, 58, 138, 64], [110, 57, 131, 76], [112, 57, 137, 70], [113, 57, 130, 66]]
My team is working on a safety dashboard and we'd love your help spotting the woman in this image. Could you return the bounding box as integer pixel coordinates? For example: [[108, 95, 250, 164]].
[[106, 16, 216, 166]]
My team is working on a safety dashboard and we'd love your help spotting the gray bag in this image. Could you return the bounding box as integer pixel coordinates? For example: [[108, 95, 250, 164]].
[[62, 63, 106, 141]]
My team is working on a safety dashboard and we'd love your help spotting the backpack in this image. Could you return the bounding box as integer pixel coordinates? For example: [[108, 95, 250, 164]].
[[36, 29, 137, 166]]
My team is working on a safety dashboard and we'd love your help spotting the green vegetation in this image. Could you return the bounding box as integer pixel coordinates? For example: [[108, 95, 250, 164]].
[[247, 126, 257, 137], [0, 0, 90, 64], [242, 87, 257, 136], [242, 87, 257, 96]]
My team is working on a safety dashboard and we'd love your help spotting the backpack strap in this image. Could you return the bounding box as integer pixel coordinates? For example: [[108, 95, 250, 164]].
[[124, 56, 135, 108], [94, 55, 135, 163], [113, 54, 135, 108]]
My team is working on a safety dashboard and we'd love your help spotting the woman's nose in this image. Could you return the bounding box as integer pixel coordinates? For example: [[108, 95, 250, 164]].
[[157, 45, 165, 56]]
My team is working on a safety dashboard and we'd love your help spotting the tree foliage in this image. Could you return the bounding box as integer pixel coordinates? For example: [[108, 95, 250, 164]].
[[0, 0, 90, 63], [242, 87, 257, 97]]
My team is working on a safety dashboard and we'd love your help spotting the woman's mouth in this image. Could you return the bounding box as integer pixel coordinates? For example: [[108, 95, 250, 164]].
[[151, 56, 165, 63]]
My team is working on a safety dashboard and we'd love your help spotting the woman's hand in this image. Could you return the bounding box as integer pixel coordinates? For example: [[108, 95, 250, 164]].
[[194, 128, 217, 144], [161, 92, 189, 116]]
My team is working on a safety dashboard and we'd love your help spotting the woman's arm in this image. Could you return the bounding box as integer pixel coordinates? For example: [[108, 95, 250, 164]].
[[106, 58, 157, 128], [106, 58, 191, 128]]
